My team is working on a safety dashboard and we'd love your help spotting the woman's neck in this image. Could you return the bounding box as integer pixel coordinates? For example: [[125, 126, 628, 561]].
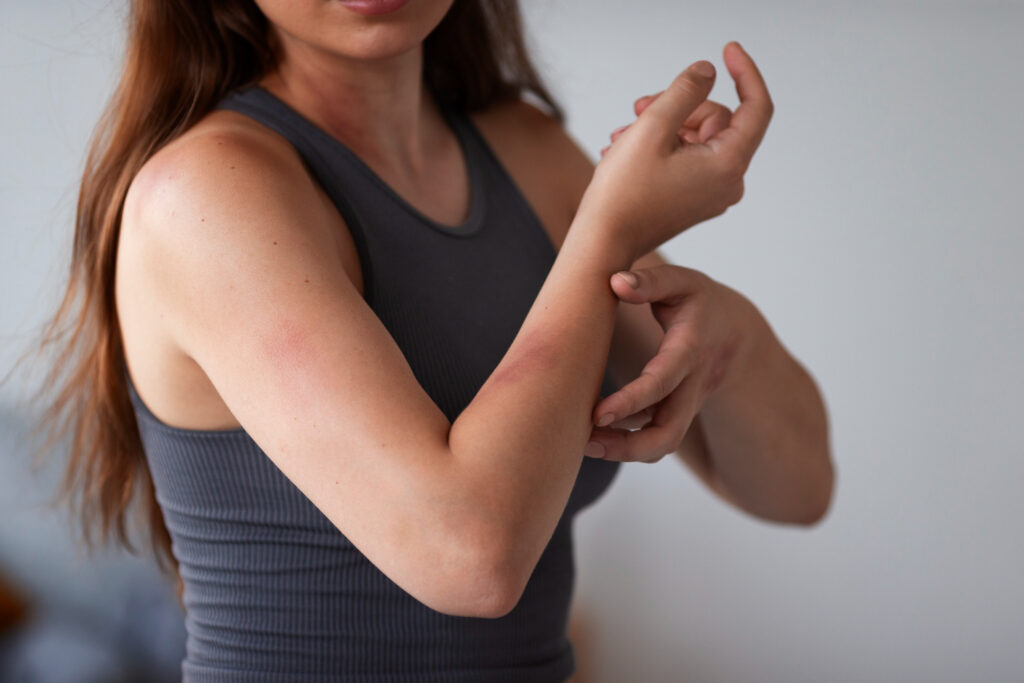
[[257, 40, 445, 180]]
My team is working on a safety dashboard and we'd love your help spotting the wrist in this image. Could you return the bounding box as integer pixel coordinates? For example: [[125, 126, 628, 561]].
[[569, 203, 643, 267]]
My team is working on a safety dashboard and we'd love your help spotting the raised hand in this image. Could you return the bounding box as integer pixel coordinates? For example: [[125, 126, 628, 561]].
[[576, 41, 774, 260]]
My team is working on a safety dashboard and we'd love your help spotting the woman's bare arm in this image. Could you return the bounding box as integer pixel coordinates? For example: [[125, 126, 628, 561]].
[[123, 119, 633, 620], [448, 206, 635, 591]]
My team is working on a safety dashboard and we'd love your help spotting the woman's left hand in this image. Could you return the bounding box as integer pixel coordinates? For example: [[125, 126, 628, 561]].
[[585, 264, 755, 463]]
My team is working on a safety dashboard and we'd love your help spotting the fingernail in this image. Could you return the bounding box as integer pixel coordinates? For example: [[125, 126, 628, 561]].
[[615, 270, 639, 288], [611, 124, 628, 137], [597, 413, 616, 427], [584, 441, 606, 458], [693, 60, 715, 77]]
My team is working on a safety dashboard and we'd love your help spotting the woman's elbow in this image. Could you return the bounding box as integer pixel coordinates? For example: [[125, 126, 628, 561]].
[[413, 520, 528, 619], [422, 545, 525, 619]]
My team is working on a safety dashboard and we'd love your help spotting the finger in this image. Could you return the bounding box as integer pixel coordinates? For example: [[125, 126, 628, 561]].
[[610, 264, 708, 306], [707, 41, 773, 164], [605, 406, 654, 431], [592, 324, 695, 425], [640, 97, 729, 146], [610, 123, 631, 143], [634, 93, 660, 117], [600, 144, 610, 157], [697, 107, 731, 143], [679, 128, 701, 145], [635, 60, 717, 148], [620, 370, 705, 463], [589, 372, 702, 463], [679, 100, 728, 130], [680, 100, 733, 143]]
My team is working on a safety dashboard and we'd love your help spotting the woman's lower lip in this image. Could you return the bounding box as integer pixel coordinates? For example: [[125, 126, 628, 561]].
[[337, 0, 410, 16]]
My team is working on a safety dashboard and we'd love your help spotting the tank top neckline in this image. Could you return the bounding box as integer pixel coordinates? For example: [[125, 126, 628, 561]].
[[236, 84, 487, 238]]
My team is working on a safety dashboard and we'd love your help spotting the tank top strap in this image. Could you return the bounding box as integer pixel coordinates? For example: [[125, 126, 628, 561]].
[[214, 84, 338, 173], [213, 84, 383, 302]]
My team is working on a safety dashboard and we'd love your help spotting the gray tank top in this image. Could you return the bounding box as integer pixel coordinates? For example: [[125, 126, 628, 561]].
[[125, 83, 622, 681]]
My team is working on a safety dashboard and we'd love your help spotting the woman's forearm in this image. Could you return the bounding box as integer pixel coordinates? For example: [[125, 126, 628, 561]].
[[697, 295, 834, 524], [448, 212, 635, 586]]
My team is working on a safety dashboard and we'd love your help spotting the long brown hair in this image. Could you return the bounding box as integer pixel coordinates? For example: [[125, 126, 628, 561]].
[[11, 0, 563, 590]]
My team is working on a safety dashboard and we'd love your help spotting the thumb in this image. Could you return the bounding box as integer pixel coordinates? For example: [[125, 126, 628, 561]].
[[610, 270, 650, 302], [637, 60, 716, 146]]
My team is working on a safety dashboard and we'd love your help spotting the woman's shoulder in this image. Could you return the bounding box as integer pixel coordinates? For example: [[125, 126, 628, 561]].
[[121, 105, 347, 287], [125, 108, 315, 227], [120, 101, 356, 310]]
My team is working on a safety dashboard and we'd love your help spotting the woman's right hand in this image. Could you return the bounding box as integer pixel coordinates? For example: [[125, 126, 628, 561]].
[[575, 41, 774, 260]]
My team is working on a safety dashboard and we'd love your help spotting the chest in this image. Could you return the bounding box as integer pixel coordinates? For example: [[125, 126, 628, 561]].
[[329, 111, 572, 301]]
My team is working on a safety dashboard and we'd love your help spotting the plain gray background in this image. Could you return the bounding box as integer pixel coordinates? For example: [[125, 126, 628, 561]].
[[2, 1, 1022, 681]]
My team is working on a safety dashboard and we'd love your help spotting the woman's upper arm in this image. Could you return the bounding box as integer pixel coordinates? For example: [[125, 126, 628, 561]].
[[122, 128, 512, 618]]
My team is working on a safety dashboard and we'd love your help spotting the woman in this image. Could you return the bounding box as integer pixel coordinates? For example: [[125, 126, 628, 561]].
[[28, 0, 833, 679]]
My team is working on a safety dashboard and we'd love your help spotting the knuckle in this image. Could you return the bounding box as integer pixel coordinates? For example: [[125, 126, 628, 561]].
[[671, 324, 699, 352], [688, 290, 712, 321], [688, 267, 714, 293], [669, 74, 704, 99]]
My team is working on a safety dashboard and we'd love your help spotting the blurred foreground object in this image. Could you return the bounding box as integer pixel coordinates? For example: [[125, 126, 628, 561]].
[[0, 569, 29, 634], [0, 405, 185, 681]]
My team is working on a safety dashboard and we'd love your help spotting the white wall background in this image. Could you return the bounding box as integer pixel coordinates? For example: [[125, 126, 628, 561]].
[[3, 1, 1022, 681], [520, 2, 1024, 682]]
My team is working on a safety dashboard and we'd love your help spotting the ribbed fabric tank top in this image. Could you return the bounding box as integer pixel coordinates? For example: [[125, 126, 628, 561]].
[[125, 84, 623, 682]]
